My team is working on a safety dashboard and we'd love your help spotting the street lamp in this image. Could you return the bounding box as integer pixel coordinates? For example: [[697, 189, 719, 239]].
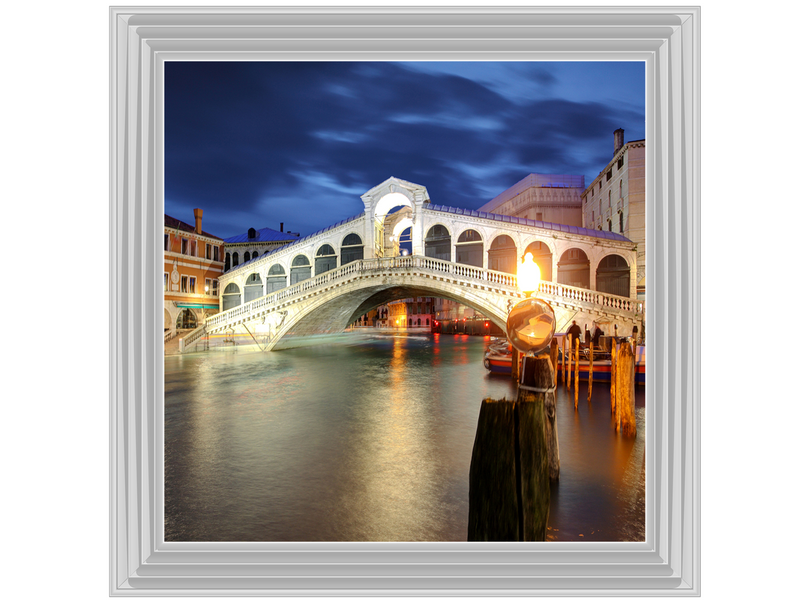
[[507, 253, 556, 358]]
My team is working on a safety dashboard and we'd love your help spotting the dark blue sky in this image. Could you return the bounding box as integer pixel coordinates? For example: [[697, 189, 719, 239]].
[[165, 61, 645, 239]]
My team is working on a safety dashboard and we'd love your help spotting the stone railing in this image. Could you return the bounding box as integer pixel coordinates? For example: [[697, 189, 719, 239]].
[[180, 256, 643, 349]]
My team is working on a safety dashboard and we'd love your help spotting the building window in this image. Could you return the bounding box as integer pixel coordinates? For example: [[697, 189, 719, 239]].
[[181, 238, 188, 254], [214, 246, 220, 262], [181, 275, 188, 292], [606, 169, 612, 181], [607, 219, 612, 232], [205, 278, 211, 295], [619, 180, 623, 198], [212, 280, 219, 296], [617, 156, 624, 169], [189, 277, 196, 293], [164, 273, 168, 291], [165, 234, 169, 251], [190, 240, 196, 257], [619, 211, 624, 233], [232, 252, 239, 267], [206, 243, 211, 260], [608, 190, 612, 207], [592, 210, 595, 221]]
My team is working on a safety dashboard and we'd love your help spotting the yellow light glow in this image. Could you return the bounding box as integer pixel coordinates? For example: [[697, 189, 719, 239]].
[[518, 252, 541, 295]]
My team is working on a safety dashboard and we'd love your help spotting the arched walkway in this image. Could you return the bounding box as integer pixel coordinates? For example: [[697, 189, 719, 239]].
[[524, 240, 552, 282], [596, 254, 630, 297], [424, 225, 451, 260], [558, 248, 590, 289], [488, 234, 517, 274]]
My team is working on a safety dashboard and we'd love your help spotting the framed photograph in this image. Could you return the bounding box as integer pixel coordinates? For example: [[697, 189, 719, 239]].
[[111, 5, 699, 595]]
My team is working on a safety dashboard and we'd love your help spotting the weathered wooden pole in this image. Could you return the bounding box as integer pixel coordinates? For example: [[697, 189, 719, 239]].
[[550, 339, 559, 388], [468, 355, 552, 541], [573, 338, 580, 408], [511, 350, 520, 381], [610, 341, 618, 414], [616, 344, 637, 437], [587, 341, 594, 402]]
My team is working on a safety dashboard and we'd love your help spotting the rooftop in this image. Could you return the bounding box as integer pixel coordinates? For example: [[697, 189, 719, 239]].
[[164, 214, 222, 241], [225, 227, 301, 244], [426, 204, 631, 243], [478, 173, 586, 214]]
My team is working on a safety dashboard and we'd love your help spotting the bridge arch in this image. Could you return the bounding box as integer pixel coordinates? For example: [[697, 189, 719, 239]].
[[523, 239, 554, 282], [340, 233, 364, 265], [290, 254, 311, 285], [596, 253, 631, 297], [266, 263, 287, 293], [424, 224, 451, 260], [244, 273, 263, 302], [222, 282, 241, 310], [272, 278, 511, 349], [488, 234, 517, 274], [315, 243, 338, 275], [557, 248, 590, 289], [455, 228, 484, 267]]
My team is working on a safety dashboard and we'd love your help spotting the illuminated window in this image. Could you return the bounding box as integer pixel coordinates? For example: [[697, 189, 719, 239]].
[[212, 280, 219, 296], [180, 275, 188, 292], [205, 278, 211, 295], [188, 277, 196, 293]]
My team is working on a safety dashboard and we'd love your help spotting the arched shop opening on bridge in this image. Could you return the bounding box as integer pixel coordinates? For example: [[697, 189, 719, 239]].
[[558, 248, 590, 289], [596, 254, 631, 297], [524, 240, 552, 282]]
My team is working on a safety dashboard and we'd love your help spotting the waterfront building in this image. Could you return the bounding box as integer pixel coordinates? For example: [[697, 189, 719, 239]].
[[388, 298, 435, 330], [223, 223, 300, 271], [164, 209, 225, 337], [582, 129, 646, 298]]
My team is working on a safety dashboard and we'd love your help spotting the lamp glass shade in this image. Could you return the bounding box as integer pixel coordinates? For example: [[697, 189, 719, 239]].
[[506, 297, 556, 355]]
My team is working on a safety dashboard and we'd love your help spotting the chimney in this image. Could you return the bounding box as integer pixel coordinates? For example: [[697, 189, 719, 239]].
[[613, 128, 624, 156], [280, 222, 284, 232], [193, 208, 203, 234]]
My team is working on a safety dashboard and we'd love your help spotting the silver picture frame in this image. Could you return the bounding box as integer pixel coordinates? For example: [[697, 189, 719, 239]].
[[110, 5, 700, 596]]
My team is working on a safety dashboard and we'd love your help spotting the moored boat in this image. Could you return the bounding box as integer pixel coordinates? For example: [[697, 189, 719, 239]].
[[483, 338, 645, 384]]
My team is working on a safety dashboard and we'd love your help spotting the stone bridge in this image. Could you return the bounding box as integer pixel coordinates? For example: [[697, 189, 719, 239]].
[[178, 177, 644, 352], [180, 255, 644, 352]]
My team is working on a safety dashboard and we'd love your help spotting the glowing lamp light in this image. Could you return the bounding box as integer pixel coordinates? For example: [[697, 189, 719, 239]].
[[517, 252, 541, 297]]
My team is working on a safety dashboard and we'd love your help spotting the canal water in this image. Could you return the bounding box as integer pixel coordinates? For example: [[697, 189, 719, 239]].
[[165, 333, 645, 542]]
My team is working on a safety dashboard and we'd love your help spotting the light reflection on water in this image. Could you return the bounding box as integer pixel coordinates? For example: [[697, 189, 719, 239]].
[[165, 333, 644, 542]]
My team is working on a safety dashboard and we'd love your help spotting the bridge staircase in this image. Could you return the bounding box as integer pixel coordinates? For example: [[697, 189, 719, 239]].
[[177, 256, 644, 353]]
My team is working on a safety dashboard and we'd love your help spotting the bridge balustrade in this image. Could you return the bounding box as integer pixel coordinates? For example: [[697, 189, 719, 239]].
[[181, 255, 642, 349]]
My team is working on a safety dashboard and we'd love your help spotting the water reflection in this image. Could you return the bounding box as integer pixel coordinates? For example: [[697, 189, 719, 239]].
[[165, 334, 644, 542]]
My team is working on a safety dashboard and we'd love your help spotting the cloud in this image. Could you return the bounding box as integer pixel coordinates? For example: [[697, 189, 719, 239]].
[[165, 61, 645, 238]]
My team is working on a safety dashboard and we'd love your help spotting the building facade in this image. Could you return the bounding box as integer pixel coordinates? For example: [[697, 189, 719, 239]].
[[582, 129, 646, 298], [164, 209, 225, 337], [477, 173, 585, 226]]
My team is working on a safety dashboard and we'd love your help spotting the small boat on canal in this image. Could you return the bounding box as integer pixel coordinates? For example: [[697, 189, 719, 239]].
[[483, 337, 646, 384]]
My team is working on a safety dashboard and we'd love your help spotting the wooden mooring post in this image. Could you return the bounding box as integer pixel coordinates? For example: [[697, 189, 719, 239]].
[[610, 341, 618, 414], [468, 355, 554, 541], [573, 338, 580, 408], [615, 344, 637, 437], [549, 339, 559, 387], [587, 342, 594, 402]]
